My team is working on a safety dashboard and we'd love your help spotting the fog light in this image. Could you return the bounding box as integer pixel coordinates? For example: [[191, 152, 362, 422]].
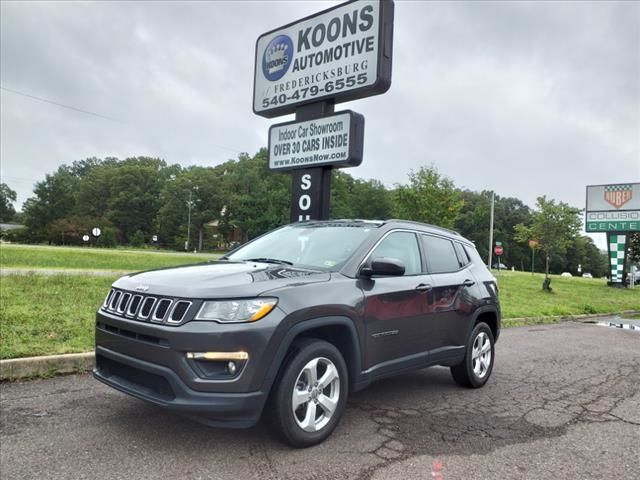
[[227, 361, 237, 375]]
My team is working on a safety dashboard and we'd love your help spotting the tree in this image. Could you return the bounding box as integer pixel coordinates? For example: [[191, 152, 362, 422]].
[[392, 166, 464, 229], [0, 183, 17, 223], [628, 233, 640, 265], [130, 230, 145, 247], [22, 166, 80, 241], [514, 196, 581, 288]]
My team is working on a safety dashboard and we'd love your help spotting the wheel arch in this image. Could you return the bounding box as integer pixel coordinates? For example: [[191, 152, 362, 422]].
[[472, 306, 501, 342], [261, 316, 362, 396]]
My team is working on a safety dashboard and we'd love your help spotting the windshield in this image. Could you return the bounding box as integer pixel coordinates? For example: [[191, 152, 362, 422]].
[[226, 223, 376, 270]]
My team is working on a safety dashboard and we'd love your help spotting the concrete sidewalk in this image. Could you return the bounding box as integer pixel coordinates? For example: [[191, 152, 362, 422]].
[[1, 267, 127, 277]]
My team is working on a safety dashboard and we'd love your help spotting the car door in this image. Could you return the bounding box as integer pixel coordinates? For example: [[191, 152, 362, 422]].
[[360, 231, 434, 372], [420, 234, 478, 362]]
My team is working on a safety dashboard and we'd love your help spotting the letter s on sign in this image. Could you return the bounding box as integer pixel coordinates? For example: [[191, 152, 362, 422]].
[[301, 174, 311, 190]]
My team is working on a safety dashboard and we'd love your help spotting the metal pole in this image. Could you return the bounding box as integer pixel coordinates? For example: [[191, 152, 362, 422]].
[[488, 191, 494, 269], [186, 190, 192, 252], [531, 247, 535, 275]]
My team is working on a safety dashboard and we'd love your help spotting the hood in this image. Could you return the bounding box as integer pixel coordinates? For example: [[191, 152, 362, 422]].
[[112, 260, 330, 299]]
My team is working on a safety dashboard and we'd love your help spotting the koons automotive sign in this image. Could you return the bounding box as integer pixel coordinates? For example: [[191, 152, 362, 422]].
[[253, 0, 394, 118]]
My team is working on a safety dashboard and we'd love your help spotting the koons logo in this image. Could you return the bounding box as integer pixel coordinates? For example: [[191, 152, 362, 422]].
[[262, 35, 293, 82]]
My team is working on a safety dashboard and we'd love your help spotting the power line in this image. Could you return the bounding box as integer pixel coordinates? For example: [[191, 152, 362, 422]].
[[0, 86, 125, 123]]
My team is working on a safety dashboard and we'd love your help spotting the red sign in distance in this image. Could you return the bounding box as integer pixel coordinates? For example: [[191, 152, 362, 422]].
[[494, 245, 504, 256]]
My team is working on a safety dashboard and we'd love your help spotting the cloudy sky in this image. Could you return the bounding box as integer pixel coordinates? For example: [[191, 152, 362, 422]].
[[2, 0, 639, 243]]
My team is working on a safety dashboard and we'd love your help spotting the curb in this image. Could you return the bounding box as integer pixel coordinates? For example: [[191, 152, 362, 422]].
[[1, 311, 638, 381], [0, 352, 95, 381]]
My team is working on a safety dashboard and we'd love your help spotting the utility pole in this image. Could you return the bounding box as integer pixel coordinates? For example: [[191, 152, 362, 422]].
[[488, 191, 495, 269], [186, 190, 192, 252]]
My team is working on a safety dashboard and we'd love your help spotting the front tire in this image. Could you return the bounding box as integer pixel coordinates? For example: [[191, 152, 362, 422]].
[[451, 322, 495, 388], [267, 338, 348, 447]]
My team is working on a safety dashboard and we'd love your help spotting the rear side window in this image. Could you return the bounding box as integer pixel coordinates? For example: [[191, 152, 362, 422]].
[[421, 235, 460, 273], [464, 244, 486, 266], [454, 242, 471, 268], [369, 231, 422, 275]]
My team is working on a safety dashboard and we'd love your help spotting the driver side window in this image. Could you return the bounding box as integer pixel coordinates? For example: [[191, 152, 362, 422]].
[[369, 231, 421, 275]]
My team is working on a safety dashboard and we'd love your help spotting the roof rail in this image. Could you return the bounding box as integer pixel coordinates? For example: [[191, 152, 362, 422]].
[[385, 219, 462, 237]]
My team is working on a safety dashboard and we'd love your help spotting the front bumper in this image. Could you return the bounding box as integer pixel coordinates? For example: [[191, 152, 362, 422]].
[[93, 308, 283, 427], [94, 346, 266, 428]]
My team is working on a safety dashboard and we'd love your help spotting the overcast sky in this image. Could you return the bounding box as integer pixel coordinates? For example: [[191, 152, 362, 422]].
[[1, 0, 639, 246]]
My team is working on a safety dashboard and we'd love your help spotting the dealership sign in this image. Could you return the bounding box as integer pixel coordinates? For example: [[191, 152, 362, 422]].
[[253, 0, 394, 118], [585, 183, 640, 232], [268, 111, 364, 170]]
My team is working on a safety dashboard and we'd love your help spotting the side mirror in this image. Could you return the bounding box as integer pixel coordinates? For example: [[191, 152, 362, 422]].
[[360, 257, 406, 277]]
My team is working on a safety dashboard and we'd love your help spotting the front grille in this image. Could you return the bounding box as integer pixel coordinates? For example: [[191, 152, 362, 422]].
[[101, 289, 192, 325], [96, 355, 175, 401]]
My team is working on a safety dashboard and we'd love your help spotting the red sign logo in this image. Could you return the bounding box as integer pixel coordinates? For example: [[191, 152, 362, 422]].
[[604, 185, 632, 209]]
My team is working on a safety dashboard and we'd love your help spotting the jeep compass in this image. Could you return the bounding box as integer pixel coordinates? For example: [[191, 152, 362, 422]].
[[94, 220, 500, 447]]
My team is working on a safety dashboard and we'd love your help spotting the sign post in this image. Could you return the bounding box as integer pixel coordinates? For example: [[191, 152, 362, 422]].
[[254, 0, 394, 221], [586, 183, 640, 287]]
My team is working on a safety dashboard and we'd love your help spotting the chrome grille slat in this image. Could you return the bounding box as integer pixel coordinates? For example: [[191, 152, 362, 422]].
[[126, 295, 143, 317], [138, 297, 157, 320], [117, 293, 131, 314], [151, 299, 173, 322], [167, 301, 192, 324]]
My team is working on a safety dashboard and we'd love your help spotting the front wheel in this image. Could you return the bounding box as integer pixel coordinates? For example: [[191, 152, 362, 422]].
[[451, 322, 495, 388], [267, 338, 348, 447]]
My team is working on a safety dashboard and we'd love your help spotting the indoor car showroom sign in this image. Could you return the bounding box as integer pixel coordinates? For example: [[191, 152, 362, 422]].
[[268, 111, 364, 170], [253, 0, 394, 118], [585, 183, 640, 232]]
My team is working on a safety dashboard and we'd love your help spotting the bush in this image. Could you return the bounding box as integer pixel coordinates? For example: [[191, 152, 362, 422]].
[[97, 228, 117, 248], [129, 230, 145, 248]]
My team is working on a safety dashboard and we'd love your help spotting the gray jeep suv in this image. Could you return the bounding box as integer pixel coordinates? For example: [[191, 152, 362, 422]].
[[94, 220, 500, 447]]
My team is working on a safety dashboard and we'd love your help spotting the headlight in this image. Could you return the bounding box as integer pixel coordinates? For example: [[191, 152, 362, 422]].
[[195, 298, 277, 323]]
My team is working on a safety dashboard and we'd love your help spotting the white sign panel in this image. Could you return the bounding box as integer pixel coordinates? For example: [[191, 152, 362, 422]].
[[586, 183, 640, 211], [585, 183, 640, 232], [253, 0, 393, 118], [269, 111, 364, 171]]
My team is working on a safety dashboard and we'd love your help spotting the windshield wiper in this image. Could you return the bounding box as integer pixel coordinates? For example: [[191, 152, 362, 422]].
[[243, 257, 293, 266]]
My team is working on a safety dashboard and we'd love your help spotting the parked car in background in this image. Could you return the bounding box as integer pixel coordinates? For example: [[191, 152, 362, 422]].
[[561, 272, 573, 277], [581, 273, 593, 279], [492, 263, 509, 270]]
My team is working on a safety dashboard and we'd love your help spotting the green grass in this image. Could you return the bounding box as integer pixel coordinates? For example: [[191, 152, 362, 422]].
[[497, 271, 639, 318], [0, 274, 117, 359], [0, 270, 638, 360], [0, 244, 219, 271]]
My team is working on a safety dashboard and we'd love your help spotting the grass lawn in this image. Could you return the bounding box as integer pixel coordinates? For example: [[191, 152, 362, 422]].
[[0, 274, 117, 359], [497, 271, 639, 319], [0, 243, 219, 271], [0, 270, 638, 360]]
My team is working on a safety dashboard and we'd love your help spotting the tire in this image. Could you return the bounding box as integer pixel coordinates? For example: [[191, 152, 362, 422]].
[[267, 338, 348, 448], [450, 322, 495, 388]]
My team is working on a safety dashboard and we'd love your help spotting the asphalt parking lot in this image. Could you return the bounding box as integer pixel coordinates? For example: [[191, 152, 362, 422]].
[[1, 320, 639, 480]]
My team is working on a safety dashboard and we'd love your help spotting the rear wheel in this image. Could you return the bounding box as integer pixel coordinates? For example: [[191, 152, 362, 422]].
[[451, 322, 495, 388], [267, 338, 348, 447]]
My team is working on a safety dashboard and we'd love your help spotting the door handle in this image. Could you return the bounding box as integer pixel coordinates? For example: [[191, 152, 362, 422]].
[[415, 283, 433, 292], [462, 279, 476, 287]]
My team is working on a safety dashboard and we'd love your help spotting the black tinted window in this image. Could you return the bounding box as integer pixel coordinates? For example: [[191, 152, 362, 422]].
[[369, 232, 421, 275], [421, 235, 460, 273]]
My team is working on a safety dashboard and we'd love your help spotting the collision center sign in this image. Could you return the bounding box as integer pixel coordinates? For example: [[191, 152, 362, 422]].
[[253, 0, 394, 118], [269, 111, 364, 171], [585, 183, 640, 232]]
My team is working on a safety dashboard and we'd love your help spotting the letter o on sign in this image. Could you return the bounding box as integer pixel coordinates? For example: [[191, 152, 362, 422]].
[[299, 194, 311, 211]]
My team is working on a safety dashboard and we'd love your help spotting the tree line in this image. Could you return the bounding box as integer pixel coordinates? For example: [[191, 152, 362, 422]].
[[1, 148, 629, 277]]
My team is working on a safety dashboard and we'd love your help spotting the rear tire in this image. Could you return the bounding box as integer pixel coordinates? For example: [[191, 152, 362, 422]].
[[267, 338, 348, 448], [451, 322, 495, 388]]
